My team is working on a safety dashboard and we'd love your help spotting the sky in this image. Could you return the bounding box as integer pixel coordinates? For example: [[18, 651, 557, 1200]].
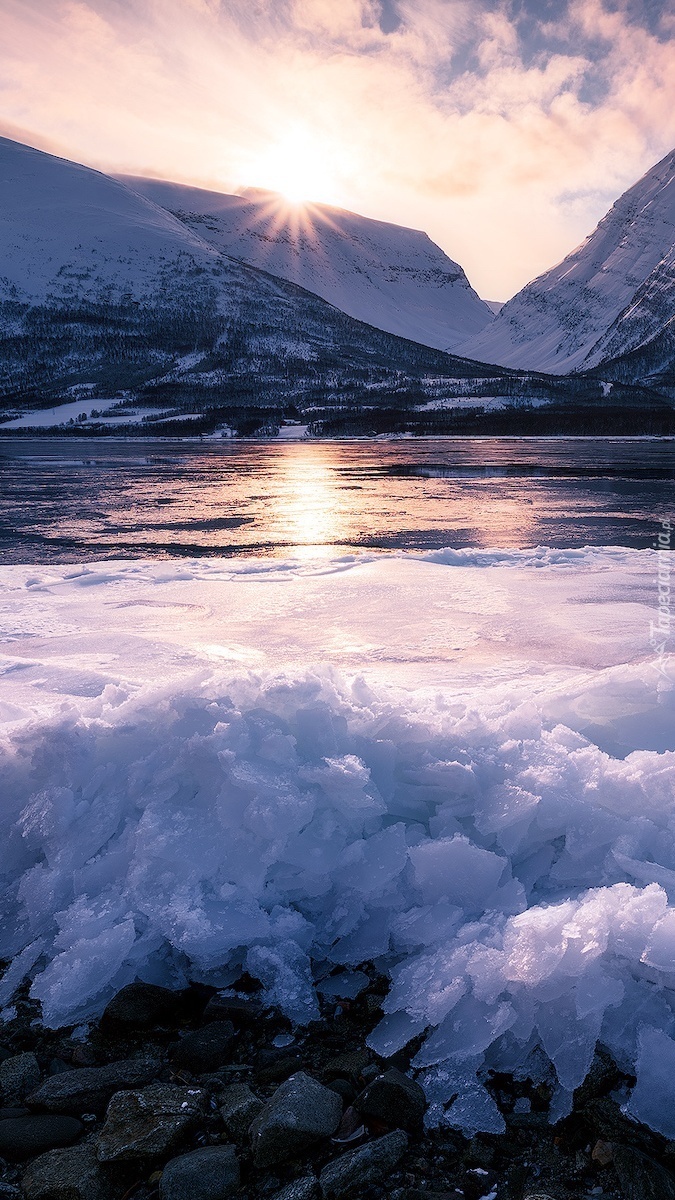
[[1, 0, 675, 299]]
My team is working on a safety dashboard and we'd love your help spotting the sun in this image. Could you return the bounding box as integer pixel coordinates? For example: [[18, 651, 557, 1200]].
[[242, 125, 346, 207]]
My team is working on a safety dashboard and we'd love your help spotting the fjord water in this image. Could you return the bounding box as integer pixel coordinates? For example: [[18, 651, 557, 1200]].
[[1, 436, 673, 562]]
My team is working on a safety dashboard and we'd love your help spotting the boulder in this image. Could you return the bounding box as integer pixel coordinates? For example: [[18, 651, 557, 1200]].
[[354, 1068, 427, 1132], [254, 1047, 303, 1084], [612, 1144, 675, 1200], [169, 1022, 235, 1075], [251, 1072, 342, 1168], [319, 1130, 408, 1198], [219, 1083, 262, 1139], [159, 1145, 240, 1200], [0, 1054, 41, 1105], [96, 1084, 205, 1163], [322, 1051, 371, 1083], [202, 993, 264, 1027], [0, 1115, 83, 1161], [101, 982, 189, 1030], [22, 1145, 117, 1200], [270, 1179, 320, 1200], [27, 1058, 161, 1115]]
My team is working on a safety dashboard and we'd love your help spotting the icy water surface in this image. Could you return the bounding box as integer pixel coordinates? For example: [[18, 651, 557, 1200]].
[[0, 436, 673, 561]]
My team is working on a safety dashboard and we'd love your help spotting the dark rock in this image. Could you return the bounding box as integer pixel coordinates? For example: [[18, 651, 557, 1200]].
[[48, 1059, 72, 1077], [71, 1046, 97, 1068], [0, 1185, 21, 1200], [0, 1115, 83, 1161], [219, 1082, 262, 1139], [0, 1053, 40, 1104], [580, 1096, 648, 1145], [322, 1051, 371, 1083], [573, 1046, 624, 1107], [170, 1022, 236, 1075], [331, 1106, 366, 1146], [96, 1084, 205, 1163], [319, 1129, 408, 1198], [102, 981, 188, 1030], [0, 1108, 29, 1119], [461, 1167, 500, 1200], [250, 1072, 342, 1168], [269, 1179, 320, 1200], [324, 1078, 356, 1105], [27, 1057, 161, 1115], [255, 1048, 303, 1084], [612, 1144, 675, 1200], [465, 1137, 497, 1169], [202, 993, 264, 1027], [159, 1145, 240, 1200], [22, 1144, 117, 1200], [354, 1068, 427, 1132]]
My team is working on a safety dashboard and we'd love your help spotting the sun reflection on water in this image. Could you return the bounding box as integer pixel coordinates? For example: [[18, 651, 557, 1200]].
[[274, 447, 348, 557]]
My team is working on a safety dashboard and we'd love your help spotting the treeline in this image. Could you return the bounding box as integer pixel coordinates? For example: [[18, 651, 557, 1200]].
[[1, 287, 674, 436]]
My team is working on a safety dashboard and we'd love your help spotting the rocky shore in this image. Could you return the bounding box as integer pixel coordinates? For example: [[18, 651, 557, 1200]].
[[0, 971, 672, 1200]]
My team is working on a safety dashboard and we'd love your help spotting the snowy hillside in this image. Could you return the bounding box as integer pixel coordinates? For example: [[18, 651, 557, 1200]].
[[585, 244, 675, 386], [0, 136, 246, 307], [0, 137, 670, 433], [459, 149, 675, 373], [0, 137, 513, 426], [120, 177, 493, 352]]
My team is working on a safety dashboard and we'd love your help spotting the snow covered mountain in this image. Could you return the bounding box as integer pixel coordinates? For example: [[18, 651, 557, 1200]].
[[119, 176, 493, 352], [459, 149, 675, 374], [0, 136, 669, 435], [0, 136, 527, 430]]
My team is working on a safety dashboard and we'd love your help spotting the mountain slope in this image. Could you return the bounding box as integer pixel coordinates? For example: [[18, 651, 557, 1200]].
[[0, 136, 515, 427], [458, 149, 675, 373], [0, 137, 669, 437], [584, 244, 675, 382], [119, 176, 493, 352]]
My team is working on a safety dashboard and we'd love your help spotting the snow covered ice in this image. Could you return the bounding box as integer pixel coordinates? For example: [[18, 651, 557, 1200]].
[[1, 548, 674, 1137]]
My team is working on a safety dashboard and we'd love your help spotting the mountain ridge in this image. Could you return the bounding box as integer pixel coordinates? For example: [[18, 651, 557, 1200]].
[[458, 149, 675, 375], [118, 175, 494, 353]]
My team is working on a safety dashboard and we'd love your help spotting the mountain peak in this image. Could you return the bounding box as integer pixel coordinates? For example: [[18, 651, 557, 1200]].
[[119, 174, 494, 352], [457, 148, 675, 374]]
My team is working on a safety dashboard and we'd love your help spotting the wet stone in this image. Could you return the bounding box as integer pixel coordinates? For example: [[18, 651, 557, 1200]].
[[0, 1115, 83, 1161], [96, 1084, 205, 1163], [269, 1178, 321, 1200], [354, 1068, 427, 1133], [170, 1022, 236, 1075], [203, 993, 264, 1027], [159, 1144, 240, 1200], [22, 1144, 117, 1200], [322, 1051, 372, 1083], [102, 981, 189, 1030], [319, 1129, 408, 1198], [219, 1082, 262, 1139], [324, 1078, 356, 1106], [255, 1048, 303, 1085], [462, 1166, 500, 1200], [0, 1054, 40, 1105], [612, 1144, 675, 1200], [27, 1057, 161, 1115], [251, 1072, 342, 1169]]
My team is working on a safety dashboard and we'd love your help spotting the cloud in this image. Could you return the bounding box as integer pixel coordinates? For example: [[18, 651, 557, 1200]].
[[1, 0, 674, 298]]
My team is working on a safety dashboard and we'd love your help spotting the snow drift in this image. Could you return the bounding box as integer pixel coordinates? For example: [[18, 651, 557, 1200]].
[[1, 550, 675, 1139]]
